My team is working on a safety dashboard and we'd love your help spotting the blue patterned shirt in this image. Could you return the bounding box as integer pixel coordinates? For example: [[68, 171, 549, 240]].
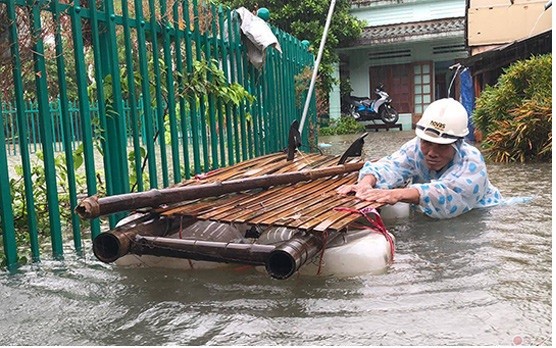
[[358, 137, 502, 219]]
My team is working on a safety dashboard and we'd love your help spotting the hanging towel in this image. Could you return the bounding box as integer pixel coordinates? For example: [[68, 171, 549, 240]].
[[233, 7, 282, 69]]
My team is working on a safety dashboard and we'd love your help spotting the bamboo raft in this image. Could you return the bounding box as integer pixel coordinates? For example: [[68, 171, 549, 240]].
[[83, 130, 393, 279], [157, 152, 380, 232]]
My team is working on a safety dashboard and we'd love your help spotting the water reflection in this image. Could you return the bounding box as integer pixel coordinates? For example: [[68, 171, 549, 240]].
[[0, 131, 551, 346]]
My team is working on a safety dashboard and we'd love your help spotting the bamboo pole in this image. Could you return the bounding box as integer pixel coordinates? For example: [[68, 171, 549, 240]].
[[76, 162, 363, 219]]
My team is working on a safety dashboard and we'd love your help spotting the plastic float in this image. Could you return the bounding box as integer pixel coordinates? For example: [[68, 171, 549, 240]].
[[78, 127, 399, 279]]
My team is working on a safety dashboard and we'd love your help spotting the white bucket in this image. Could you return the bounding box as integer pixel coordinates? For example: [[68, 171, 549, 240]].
[[379, 202, 410, 220]]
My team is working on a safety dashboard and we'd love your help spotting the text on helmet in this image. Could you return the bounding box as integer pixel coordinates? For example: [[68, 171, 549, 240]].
[[428, 120, 446, 131]]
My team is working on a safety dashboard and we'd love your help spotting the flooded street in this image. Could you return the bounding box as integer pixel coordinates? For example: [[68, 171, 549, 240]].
[[0, 131, 552, 345]]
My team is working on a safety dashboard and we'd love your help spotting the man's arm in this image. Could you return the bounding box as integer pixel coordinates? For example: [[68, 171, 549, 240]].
[[336, 173, 377, 195], [355, 187, 420, 205]]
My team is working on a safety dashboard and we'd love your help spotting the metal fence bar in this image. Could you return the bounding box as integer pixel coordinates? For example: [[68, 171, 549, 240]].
[[52, 0, 82, 252], [183, 0, 201, 174], [235, 21, 248, 160], [207, 3, 219, 170], [227, 7, 241, 165], [121, 0, 144, 192], [218, 6, 233, 167], [212, 3, 226, 168], [148, 0, 170, 188], [0, 95, 18, 270], [0, 0, 317, 269], [26, 100, 38, 153], [241, 45, 254, 159], [172, 0, 191, 180], [160, 0, 181, 184], [6, 0, 40, 261], [192, 0, 210, 172], [69, 2, 102, 239], [30, 1, 64, 258], [134, 0, 158, 189]]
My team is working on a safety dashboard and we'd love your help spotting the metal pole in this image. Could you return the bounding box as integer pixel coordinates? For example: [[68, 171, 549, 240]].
[[298, 0, 337, 135]]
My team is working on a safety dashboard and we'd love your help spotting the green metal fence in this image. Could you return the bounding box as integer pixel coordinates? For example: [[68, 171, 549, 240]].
[[0, 0, 317, 270]]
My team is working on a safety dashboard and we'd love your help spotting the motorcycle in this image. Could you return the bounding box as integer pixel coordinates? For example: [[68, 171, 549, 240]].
[[343, 85, 399, 125]]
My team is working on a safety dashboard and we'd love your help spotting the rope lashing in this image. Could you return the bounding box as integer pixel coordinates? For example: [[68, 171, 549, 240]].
[[333, 206, 395, 261]]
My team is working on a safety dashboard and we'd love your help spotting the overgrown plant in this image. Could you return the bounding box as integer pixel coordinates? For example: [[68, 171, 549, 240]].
[[319, 116, 364, 136], [183, 58, 255, 107], [473, 54, 552, 162], [1, 148, 92, 266], [294, 66, 327, 117], [482, 101, 551, 163]]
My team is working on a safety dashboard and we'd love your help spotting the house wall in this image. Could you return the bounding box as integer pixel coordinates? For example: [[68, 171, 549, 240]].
[[351, 0, 465, 25], [331, 0, 468, 123], [347, 38, 467, 99], [329, 65, 342, 119], [468, 0, 552, 50]]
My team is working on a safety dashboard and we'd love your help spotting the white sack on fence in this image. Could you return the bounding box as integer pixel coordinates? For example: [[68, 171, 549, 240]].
[[234, 7, 282, 69]]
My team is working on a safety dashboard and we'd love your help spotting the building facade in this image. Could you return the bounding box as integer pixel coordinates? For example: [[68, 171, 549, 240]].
[[332, 0, 469, 127], [462, 0, 552, 93]]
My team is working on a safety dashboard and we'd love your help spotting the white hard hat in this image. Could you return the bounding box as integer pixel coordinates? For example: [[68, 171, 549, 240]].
[[415, 98, 469, 144]]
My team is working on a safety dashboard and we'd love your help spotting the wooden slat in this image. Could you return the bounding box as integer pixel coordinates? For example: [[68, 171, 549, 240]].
[[200, 176, 335, 221], [247, 176, 356, 226], [156, 152, 377, 232], [295, 196, 357, 230]]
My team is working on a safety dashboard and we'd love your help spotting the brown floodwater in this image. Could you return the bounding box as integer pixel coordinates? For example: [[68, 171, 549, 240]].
[[0, 131, 551, 345]]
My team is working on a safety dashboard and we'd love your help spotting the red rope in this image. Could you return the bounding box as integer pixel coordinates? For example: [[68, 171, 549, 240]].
[[316, 230, 329, 275], [179, 216, 184, 239], [334, 206, 395, 261]]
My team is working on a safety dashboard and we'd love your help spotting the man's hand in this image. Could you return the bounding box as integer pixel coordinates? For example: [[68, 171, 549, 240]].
[[336, 174, 377, 196], [356, 187, 420, 205], [336, 183, 360, 196], [337, 184, 420, 205]]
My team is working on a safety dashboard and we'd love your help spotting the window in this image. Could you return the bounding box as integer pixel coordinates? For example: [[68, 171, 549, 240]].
[[413, 62, 433, 115]]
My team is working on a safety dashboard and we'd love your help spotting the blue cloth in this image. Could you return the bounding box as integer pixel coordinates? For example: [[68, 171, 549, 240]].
[[358, 137, 502, 219], [460, 67, 476, 142]]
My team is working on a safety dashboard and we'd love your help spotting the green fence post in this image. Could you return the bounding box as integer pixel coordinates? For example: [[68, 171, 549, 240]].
[[234, 18, 247, 160], [227, 8, 241, 164], [100, 0, 130, 225], [30, 0, 64, 258], [208, 2, 222, 169], [192, 0, 210, 172], [212, 3, 226, 168], [134, 0, 158, 189], [240, 43, 253, 159], [217, 6, 233, 167], [6, 0, 40, 261], [147, 0, 170, 187], [173, 0, 191, 179], [121, 0, 144, 192], [70, 2, 101, 239], [0, 96, 18, 270], [4, 102, 15, 156], [160, 0, 181, 184], [183, 0, 202, 174], [51, 0, 82, 252], [85, 0, 117, 228]]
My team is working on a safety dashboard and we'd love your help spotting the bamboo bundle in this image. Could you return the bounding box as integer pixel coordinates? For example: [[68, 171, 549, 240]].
[[76, 162, 364, 219]]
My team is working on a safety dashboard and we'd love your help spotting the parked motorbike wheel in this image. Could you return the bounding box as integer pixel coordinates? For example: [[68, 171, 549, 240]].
[[348, 104, 361, 120], [380, 105, 399, 125]]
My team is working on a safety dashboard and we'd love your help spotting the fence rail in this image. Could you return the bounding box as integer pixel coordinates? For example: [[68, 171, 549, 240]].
[[0, 0, 317, 270]]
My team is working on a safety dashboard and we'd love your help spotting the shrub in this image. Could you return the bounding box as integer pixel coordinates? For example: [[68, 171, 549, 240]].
[[319, 116, 364, 135], [473, 54, 552, 162], [482, 101, 551, 162]]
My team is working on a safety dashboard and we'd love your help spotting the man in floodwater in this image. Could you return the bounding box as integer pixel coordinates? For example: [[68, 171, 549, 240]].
[[337, 98, 502, 219]]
